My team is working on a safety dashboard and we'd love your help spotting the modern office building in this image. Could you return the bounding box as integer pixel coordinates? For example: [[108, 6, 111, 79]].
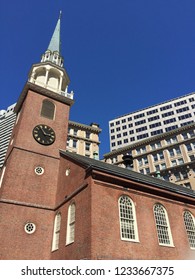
[[105, 123, 195, 190], [0, 104, 16, 168], [0, 14, 195, 260], [109, 93, 195, 151]]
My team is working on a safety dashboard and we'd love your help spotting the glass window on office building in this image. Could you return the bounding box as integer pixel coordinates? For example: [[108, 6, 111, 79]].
[[158, 151, 164, 160], [143, 156, 148, 165], [166, 137, 178, 145], [178, 158, 184, 165], [85, 142, 90, 151], [175, 147, 181, 155], [85, 131, 90, 139]]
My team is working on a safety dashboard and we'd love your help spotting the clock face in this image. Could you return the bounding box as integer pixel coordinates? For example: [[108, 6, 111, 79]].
[[33, 124, 55, 145]]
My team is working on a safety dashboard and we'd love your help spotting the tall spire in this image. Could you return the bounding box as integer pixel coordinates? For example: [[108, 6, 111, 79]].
[[29, 11, 73, 99], [41, 11, 64, 67], [47, 11, 62, 53]]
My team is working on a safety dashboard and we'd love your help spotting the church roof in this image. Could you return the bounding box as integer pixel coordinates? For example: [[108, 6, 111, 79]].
[[60, 150, 195, 199]]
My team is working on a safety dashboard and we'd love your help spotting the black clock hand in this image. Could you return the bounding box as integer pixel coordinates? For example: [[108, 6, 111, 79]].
[[39, 127, 47, 136], [40, 126, 52, 137], [45, 132, 51, 137]]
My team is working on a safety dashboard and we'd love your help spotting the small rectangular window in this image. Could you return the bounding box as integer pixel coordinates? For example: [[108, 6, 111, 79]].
[[160, 104, 172, 111], [73, 140, 77, 148], [178, 113, 192, 120], [85, 132, 90, 139], [85, 142, 90, 151], [174, 100, 187, 106]]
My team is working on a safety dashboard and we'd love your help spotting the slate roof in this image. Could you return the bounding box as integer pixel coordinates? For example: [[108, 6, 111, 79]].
[[60, 150, 195, 199]]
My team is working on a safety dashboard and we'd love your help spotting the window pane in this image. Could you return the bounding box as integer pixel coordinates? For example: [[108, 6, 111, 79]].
[[119, 196, 138, 241], [154, 204, 173, 246], [66, 203, 76, 245], [51, 213, 61, 251], [183, 211, 195, 248]]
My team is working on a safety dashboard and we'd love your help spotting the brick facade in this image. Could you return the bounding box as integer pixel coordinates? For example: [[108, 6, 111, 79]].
[[0, 15, 195, 260], [1, 89, 195, 259], [56, 153, 195, 260]]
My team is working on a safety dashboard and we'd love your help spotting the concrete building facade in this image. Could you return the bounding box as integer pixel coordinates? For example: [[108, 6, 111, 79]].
[[105, 123, 195, 190], [67, 121, 101, 159], [109, 93, 195, 151]]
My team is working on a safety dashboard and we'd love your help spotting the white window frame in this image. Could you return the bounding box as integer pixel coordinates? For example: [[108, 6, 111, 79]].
[[0, 166, 6, 188], [153, 204, 174, 247], [66, 203, 76, 245], [118, 195, 139, 242], [51, 212, 61, 251]]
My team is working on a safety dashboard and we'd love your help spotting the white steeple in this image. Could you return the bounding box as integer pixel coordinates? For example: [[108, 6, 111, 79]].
[[41, 11, 63, 67], [28, 12, 73, 99]]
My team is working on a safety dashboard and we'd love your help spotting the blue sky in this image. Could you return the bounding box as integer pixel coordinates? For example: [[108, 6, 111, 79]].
[[1, 0, 195, 158]]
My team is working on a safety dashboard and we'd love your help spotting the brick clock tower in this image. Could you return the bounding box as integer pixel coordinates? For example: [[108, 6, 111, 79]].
[[0, 13, 74, 259]]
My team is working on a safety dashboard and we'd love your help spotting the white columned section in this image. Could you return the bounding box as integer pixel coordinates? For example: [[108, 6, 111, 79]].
[[59, 74, 63, 93], [45, 68, 49, 86]]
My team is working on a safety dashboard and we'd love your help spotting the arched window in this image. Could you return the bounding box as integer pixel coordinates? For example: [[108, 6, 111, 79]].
[[0, 166, 6, 188], [153, 204, 173, 246], [118, 195, 139, 242], [41, 99, 55, 120], [66, 203, 76, 245], [51, 212, 61, 251], [183, 211, 195, 249]]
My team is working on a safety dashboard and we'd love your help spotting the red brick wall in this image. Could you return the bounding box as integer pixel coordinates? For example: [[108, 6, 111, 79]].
[[51, 185, 92, 260], [1, 155, 195, 260], [0, 88, 72, 260], [90, 180, 195, 260], [50, 160, 195, 260], [1, 82, 195, 261], [0, 203, 54, 260], [56, 156, 89, 203], [0, 148, 59, 207], [51, 157, 92, 259], [6, 89, 70, 160]]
